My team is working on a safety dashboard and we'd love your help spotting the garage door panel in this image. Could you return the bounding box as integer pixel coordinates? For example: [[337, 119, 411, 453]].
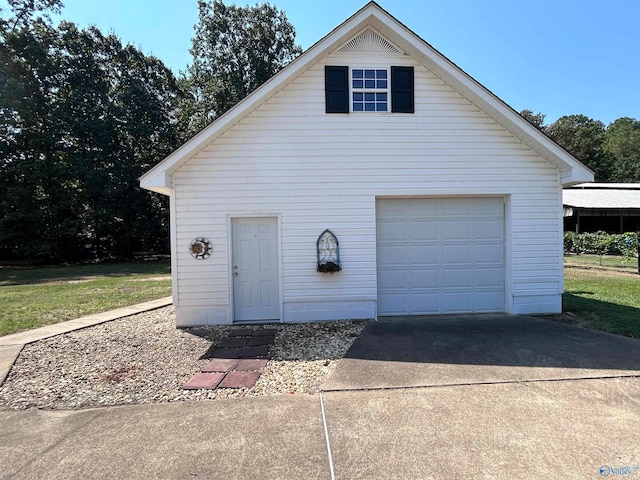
[[409, 221, 439, 240], [377, 200, 409, 217], [442, 220, 471, 240], [442, 292, 473, 312], [475, 219, 504, 239], [443, 244, 472, 263], [475, 291, 504, 311], [476, 267, 504, 287], [379, 293, 410, 314], [475, 244, 503, 263], [377, 221, 407, 241], [442, 198, 474, 215], [410, 293, 441, 313], [473, 198, 504, 215], [377, 269, 408, 289], [377, 245, 407, 266], [377, 197, 505, 315], [410, 270, 439, 288], [443, 269, 472, 288], [409, 201, 439, 216], [410, 245, 439, 265]]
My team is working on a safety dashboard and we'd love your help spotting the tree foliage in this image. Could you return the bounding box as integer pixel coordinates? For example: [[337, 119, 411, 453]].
[[519, 109, 546, 130], [0, 0, 62, 30], [0, 0, 303, 263], [182, 0, 302, 134], [545, 114, 611, 181], [0, 2, 184, 261], [520, 109, 640, 183], [604, 117, 640, 182]]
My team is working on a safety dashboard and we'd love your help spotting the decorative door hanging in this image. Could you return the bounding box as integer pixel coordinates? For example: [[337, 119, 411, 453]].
[[317, 229, 342, 273]]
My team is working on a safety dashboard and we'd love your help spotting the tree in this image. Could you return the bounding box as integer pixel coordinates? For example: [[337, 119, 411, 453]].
[[604, 117, 640, 182], [546, 114, 611, 181], [0, 2, 184, 261], [519, 109, 546, 130], [183, 0, 302, 134], [52, 22, 184, 258], [0, 1, 70, 259]]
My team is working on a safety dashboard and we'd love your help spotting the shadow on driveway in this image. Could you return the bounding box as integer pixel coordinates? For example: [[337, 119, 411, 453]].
[[322, 315, 640, 391]]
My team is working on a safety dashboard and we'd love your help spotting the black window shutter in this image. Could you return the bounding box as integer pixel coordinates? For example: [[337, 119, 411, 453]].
[[325, 66, 349, 113], [391, 66, 414, 113]]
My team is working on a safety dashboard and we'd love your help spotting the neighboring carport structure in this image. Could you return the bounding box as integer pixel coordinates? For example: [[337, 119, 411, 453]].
[[563, 183, 640, 233]]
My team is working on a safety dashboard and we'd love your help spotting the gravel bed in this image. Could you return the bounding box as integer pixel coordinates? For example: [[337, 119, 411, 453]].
[[0, 306, 365, 410]]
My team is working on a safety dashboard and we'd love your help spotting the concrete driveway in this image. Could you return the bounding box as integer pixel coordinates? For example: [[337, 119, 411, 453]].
[[321, 314, 640, 478], [323, 314, 640, 390], [1, 315, 639, 479]]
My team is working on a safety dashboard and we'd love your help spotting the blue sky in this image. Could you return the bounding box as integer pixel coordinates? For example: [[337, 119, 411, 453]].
[[39, 0, 640, 125]]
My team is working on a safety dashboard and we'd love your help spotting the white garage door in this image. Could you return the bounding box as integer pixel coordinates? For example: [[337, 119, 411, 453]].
[[376, 197, 505, 315]]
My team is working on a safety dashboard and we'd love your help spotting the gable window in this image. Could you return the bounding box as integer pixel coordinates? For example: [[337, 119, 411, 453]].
[[325, 65, 414, 114], [351, 68, 388, 112]]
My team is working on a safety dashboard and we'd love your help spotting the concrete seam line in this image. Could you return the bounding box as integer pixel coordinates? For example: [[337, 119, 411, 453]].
[[319, 392, 336, 480], [321, 374, 640, 393], [0, 344, 24, 387]]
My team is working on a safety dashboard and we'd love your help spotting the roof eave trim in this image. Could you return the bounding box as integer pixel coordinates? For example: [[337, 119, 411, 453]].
[[560, 168, 595, 187], [140, 170, 173, 196]]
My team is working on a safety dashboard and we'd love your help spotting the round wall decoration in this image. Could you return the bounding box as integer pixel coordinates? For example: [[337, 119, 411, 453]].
[[189, 237, 212, 259]]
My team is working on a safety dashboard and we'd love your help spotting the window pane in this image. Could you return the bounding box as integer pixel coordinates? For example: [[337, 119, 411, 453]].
[[351, 68, 389, 113]]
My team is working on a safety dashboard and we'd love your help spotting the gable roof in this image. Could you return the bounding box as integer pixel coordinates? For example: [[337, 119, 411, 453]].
[[141, 1, 594, 195]]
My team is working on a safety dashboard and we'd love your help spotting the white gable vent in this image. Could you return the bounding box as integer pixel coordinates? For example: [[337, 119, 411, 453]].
[[339, 29, 402, 54]]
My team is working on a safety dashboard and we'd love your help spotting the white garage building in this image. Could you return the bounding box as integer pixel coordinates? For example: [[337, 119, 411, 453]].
[[140, 2, 593, 326]]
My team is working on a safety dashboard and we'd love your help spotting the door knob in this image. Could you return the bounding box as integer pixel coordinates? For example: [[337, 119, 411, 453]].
[[234, 272, 239, 277]]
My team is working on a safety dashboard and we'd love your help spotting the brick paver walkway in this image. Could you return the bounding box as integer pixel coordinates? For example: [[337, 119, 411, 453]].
[[183, 328, 276, 390]]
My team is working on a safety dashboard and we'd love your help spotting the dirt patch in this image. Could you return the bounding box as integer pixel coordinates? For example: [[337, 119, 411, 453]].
[[128, 276, 171, 282], [535, 312, 591, 328], [565, 264, 639, 279]]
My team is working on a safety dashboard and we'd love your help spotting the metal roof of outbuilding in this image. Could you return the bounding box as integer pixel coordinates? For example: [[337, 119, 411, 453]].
[[563, 184, 640, 209]]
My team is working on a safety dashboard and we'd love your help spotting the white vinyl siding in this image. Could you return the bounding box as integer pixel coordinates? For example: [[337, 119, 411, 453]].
[[171, 49, 562, 323]]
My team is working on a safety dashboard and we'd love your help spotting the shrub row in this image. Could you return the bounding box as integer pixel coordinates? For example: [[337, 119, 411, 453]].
[[564, 231, 639, 258]]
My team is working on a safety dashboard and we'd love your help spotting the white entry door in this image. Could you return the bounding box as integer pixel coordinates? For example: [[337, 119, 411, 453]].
[[232, 217, 280, 322]]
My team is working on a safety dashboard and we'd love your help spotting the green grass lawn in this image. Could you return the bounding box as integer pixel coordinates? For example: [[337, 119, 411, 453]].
[[564, 253, 639, 272], [563, 255, 640, 338], [2, 255, 638, 339], [0, 260, 172, 336]]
